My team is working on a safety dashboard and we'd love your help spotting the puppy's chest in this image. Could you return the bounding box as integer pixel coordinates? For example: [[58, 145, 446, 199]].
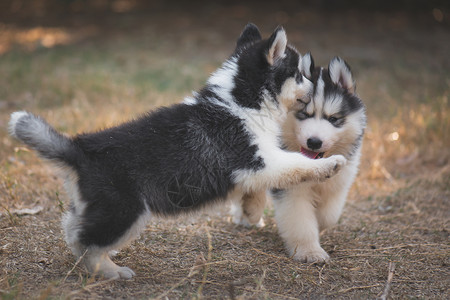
[[311, 166, 350, 199]]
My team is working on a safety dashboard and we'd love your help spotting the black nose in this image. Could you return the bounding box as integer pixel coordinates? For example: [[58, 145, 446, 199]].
[[307, 137, 322, 150]]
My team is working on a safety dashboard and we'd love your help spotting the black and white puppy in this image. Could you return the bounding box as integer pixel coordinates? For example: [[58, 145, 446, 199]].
[[8, 24, 346, 279], [233, 54, 366, 263]]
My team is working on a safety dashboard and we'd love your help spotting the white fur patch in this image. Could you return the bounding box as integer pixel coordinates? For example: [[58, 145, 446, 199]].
[[323, 94, 344, 116], [296, 118, 340, 153], [311, 68, 325, 114], [8, 111, 28, 137], [183, 96, 198, 105], [207, 56, 238, 104]]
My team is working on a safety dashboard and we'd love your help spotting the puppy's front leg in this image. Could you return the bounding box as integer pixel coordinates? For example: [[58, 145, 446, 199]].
[[234, 150, 346, 192], [273, 188, 329, 263]]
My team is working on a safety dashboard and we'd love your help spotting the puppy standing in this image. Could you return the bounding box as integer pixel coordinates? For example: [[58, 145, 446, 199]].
[[234, 54, 366, 263], [8, 25, 346, 279]]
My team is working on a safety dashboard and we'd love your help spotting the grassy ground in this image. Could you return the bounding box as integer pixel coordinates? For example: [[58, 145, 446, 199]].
[[0, 1, 449, 299]]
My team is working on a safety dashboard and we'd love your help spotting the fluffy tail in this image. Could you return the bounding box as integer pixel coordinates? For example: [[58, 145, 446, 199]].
[[8, 111, 78, 166]]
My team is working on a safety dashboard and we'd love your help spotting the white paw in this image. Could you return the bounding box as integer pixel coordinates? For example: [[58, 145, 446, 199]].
[[232, 215, 252, 228], [232, 215, 265, 228], [292, 246, 330, 264], [243, 209, 265, 226], [117, 267, 136, 279], [86, 252, 136, 280], [316, 155, 347, 181], [101, 266, 136, 280], [254, 218, 266, 228], [331, 154, 347, 171]]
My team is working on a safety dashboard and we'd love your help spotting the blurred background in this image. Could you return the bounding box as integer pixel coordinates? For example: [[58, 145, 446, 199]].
[[0, 0, 449, 298]]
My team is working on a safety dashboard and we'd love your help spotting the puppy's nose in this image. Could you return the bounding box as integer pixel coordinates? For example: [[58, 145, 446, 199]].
[[307, 137, 322, 150]]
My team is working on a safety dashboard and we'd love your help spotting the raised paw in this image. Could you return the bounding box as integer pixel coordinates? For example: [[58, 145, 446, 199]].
[[331, 154, 347, 171], [315, 155, 347, 182]]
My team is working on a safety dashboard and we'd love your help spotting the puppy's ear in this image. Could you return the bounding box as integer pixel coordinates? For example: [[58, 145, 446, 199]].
[[329, 57, 355, 93], [299, 52, 315, 79], [266, 26, 287, 65], [236, 23, 262, 52]]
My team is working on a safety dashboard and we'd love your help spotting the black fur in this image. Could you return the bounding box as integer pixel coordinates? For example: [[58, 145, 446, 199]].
[[232, 29, 302, 109], [235, 23, 262, 52], [71, 103, 264, 246]]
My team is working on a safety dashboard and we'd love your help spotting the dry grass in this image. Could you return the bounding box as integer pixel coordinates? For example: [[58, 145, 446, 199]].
[[1, 1, 449, 299]]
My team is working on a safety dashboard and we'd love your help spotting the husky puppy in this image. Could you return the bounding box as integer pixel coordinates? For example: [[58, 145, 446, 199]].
[[8, 25, 346, 279], [234, 54, 366, 263]]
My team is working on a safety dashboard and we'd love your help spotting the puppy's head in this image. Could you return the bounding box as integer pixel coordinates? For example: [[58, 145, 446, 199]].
[[231, 24, 313, 111], [288, 54, 366, 159]]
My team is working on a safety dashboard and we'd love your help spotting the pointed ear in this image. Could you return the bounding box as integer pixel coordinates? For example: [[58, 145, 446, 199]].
[[236, 23, 262, 52], [299, 52, 315, 79], [266, 26, 287, 65], [329, 57, 355, 93]]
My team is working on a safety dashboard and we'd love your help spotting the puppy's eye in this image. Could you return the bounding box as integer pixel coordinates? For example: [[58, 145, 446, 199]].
[[328, 116, 338, 124], [296, 111, 312, 120], [296, 98, 307, 104], [327, 115, 344, 127]]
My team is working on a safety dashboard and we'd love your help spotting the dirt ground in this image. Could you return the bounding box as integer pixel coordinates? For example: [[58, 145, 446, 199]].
[[0, 0, 449, 299]]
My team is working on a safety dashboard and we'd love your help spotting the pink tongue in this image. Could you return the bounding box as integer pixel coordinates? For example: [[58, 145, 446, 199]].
[[301, 147, 319, 159]]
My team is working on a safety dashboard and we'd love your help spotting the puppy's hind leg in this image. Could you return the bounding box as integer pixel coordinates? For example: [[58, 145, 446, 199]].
[[62, 190, 150, 279], [232, 190, 267, 227], [63, 207, 149, 279]]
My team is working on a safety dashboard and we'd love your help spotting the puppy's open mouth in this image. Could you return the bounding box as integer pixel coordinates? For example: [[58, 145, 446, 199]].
[[300, 147, 325, 159]]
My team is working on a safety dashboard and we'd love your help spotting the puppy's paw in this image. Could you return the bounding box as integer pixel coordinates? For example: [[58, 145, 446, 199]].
[[232, 214, 252, 228], [315, 155, 346, 181], [254, 217, 266, 228], [243, 209, 265, 226], [86, 252, 136, 280], [330, 154, 347, 172], [232, 214, 265, 228], [102, 266, 136, 280], [116, 267, 136, 279], [292, 246, 330, 264]]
